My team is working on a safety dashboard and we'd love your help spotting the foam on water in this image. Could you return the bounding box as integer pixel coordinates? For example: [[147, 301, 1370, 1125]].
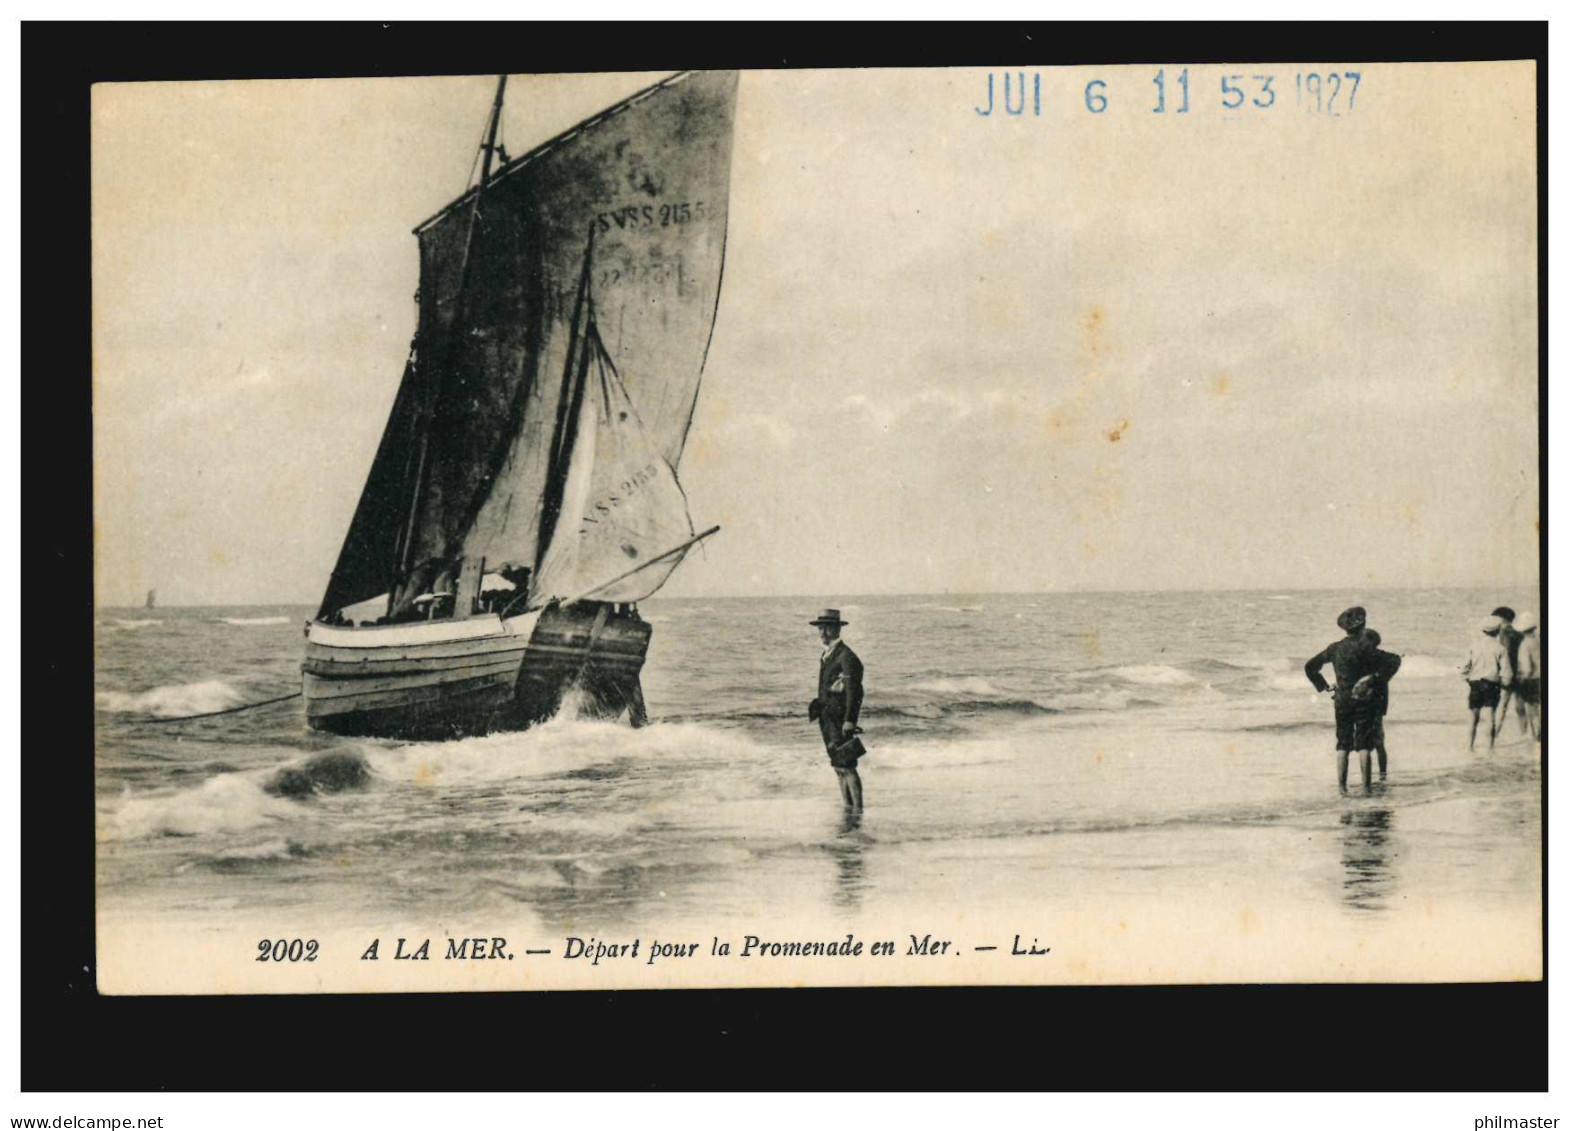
[[1395, 653, 1460, 680], [1107, 664, 1195, 687], [212, 838, 299, 862], [101, 772, 300, 841], [95, 680, 246, 718], [217, 616, 292, 626], [366, 716, 774, 788], [908, 675, 1007, 697]]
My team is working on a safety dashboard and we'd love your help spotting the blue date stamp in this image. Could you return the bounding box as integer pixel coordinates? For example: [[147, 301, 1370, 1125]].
[[973, 68, 1364, 118]]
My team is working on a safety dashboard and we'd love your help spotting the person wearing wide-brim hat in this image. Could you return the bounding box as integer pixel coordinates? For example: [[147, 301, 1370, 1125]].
[[807, 608, 866, 810], [1305, 605, 1398, 793]]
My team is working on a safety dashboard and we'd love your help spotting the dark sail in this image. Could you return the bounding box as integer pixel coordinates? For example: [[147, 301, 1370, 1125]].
[[318, 70, 737, 617], [317, 358, 422, 616]]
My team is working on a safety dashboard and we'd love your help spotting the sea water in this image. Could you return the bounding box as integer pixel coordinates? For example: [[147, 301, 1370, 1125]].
[[94, 588, 1541, 970]]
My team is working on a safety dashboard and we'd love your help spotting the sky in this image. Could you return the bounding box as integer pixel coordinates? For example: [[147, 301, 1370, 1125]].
[[91, 63, 1539, 606]]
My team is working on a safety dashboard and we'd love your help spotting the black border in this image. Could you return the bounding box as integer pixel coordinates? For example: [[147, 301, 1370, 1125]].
[[28, 21, 1546, 1092]]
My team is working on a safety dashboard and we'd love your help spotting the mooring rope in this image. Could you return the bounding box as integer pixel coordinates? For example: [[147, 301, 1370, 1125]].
[[126, 691, 302, 725]]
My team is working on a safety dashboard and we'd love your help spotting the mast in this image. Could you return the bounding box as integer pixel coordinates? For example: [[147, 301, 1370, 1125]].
[[394, 74, 510, 587]]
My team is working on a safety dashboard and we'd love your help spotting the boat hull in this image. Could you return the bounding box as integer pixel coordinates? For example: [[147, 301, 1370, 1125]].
[[302, 603, 652, 739]]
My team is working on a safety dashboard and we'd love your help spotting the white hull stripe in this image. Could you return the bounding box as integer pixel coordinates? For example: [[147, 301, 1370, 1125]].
[[307, 610, 542, 650]]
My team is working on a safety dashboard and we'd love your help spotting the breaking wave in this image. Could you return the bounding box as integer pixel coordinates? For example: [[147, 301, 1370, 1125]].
[[96, 715, 779, 846], [864, 698, 1059, 721], [908, 676, 1008, 697], [1395, 654, 1459, 680], [1106, 664, 1194, 687], [107, 618, 160, 630], [218, 616, 292, 627], [100, 771, 300, 841], [96, 680, 246, 718]]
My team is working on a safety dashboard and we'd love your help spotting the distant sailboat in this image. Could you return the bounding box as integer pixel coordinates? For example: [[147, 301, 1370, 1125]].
[[144, 588, 156, 610], [302, 71, 737, 738]]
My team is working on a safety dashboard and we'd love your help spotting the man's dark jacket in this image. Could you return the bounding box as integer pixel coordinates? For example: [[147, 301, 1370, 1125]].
[[1304, 634, 1401, 703], [814, 640, 865, 745]]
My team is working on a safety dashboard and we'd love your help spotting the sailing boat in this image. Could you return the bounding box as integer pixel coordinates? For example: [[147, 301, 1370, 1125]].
[[144, 588, 156, 610], [302, 71, 737, 738]]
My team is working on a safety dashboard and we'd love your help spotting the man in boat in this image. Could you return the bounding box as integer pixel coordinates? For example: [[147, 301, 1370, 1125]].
[[388, 559, 441, 622], [808, 608, 865, 810]]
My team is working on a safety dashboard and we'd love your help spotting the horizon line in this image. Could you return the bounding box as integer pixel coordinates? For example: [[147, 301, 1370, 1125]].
[[97, 580, 1543, 609]]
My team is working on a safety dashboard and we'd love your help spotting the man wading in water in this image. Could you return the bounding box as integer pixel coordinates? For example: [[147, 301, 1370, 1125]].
[[808, 608, 866, 810], [1305, 606, 1401, 794]]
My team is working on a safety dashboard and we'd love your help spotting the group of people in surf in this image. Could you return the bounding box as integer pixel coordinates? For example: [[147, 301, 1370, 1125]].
[[1304, 603, 1542, 795], [1462, 605, 1542, 749]]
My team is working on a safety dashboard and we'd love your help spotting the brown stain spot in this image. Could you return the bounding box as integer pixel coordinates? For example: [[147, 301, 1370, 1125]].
[[1081, 626, 1102, 662], [1106, 418, 1130, 443], [1226, 743, 1236, 757], [1211, 373, 1231, 397], [1094, 750, 1105, 766], [1080, 304, 1108, 360], [1239, 906, 1258, 934], [1119, 920, 1128, 932], [413, 763, 434, 787], [209, 548, 228, 568]]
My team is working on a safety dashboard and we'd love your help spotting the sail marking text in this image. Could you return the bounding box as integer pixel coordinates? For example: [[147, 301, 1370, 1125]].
[[596, 200, 711, 233], [578, 462, 661, 539]]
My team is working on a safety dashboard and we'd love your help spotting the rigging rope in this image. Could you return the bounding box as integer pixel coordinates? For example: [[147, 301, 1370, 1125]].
[[124, 691, 302, 726]]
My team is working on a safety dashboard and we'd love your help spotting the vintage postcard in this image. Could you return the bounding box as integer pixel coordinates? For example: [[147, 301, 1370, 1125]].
[[92, 61, 1539, 994]]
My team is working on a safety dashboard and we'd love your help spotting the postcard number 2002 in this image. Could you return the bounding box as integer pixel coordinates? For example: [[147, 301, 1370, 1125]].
[[256, 938, 320, 962]]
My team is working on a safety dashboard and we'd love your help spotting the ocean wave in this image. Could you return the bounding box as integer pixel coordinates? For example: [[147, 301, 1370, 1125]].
[[210, 838, 302, 862], [1106, 664, 1195, 687], [908, 675, 1008, 697], [864, 698, 1058, 721], [107, 618, 160, 630], [1395, 654, 1459, 680], [99, 772, 298, 841], [1050, 690, 1162, 712], [366, 714, 777, 788], [1181, 658, 1256, 676], [217, 616, 292, 626], [95, 680, 246, 718]]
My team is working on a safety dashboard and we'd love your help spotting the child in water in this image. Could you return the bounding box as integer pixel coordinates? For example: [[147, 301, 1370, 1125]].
[[1354, 630, 1400, 778]]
